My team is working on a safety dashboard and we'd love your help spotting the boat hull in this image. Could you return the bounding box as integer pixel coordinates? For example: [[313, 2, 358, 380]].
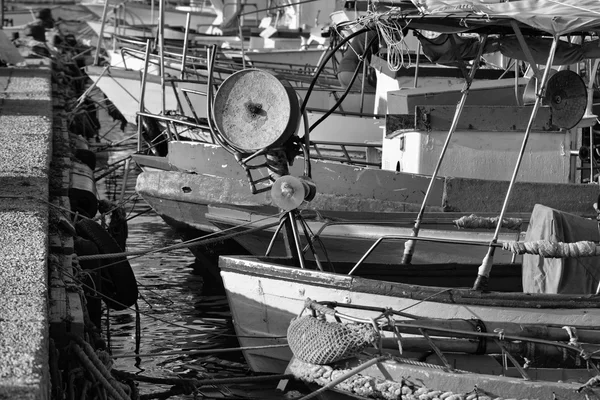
[[133, 141, 598, 267], [85, 66, 208, 124], [289, 356, 596, 400], [158, 141, 599, 215], [206, 204, 523, 264], [219, 255, 600, 374]]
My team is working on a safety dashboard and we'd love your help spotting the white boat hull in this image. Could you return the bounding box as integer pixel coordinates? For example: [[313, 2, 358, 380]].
[[219, 256, 600, 373]]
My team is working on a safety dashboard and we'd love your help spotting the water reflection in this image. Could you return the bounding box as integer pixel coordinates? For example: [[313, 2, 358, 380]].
[[96, 116, 252, 399]]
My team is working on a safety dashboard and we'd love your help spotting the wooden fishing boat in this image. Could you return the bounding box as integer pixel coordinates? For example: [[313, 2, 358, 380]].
[[218, 202, 600, 397], [86, 20, 216, 41], [218, 206, 600, 378], [80, 0, 220, 34]]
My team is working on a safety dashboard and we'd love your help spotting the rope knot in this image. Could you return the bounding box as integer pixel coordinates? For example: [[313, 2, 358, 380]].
[[494, 328, 505, 340], [563, 326, 579, 346]]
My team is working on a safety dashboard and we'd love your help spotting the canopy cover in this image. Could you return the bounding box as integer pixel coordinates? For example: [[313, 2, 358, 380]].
[[405, 0, 600, 36]]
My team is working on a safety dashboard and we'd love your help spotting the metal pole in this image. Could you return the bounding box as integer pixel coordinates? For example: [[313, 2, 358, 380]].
[[0, 0, 5, 30], [137, 40, 152, 153], [239, 14, 246, 69], [472, 36, 559, 291], [180, 13, 192, 80], [413, 42, 421, 88], [93, 0, 110, 66], [401, 35, 488, 265], [590, 61, 595, 183], [120, 159, 131, 202], [159, 0, 165, 114], [359, 33, 368, 114]]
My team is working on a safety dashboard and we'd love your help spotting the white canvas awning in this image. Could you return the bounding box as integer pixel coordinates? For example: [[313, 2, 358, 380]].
[[380, 0, 600, 36]]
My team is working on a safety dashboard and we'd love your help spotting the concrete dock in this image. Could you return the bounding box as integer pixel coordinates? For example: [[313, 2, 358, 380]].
[[0, 65, 75, 399]]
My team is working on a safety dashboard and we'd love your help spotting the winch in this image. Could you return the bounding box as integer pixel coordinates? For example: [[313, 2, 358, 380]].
[[210, 66, 319, 267], [212, 68, 315, 206]]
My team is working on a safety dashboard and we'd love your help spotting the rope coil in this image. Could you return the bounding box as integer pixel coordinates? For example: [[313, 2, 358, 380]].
[[454, 214, 523, 231], [501, 239, 599, 258]]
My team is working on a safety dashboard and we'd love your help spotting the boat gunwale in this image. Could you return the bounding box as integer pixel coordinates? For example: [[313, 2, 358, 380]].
[[219, 255, 600, 309]]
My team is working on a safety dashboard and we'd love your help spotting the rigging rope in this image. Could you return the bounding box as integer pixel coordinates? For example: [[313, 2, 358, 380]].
[[454, 214, 523, 231], [77, 212, 283, 261], [502, 239, 599, 258]]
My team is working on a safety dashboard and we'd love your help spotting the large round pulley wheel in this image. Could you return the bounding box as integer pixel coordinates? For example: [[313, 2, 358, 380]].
[[545, 70, 587, 129], [213, 69, 301, 152], [271, 175, 316, 211]]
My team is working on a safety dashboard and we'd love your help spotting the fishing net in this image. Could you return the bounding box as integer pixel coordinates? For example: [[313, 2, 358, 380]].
[[287, 315, 381, 365]]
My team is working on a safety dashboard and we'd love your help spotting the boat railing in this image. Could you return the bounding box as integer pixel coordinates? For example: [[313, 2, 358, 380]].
[[150, 35, 337, 79], [137, 102, 381, 167], [346, 234, 524, 276], [305, 107, 381, 119], [112, 1, 146, 28], [289, 219, 523, 274], [114, 43, 340, 87], [308, 140, 381, 168]]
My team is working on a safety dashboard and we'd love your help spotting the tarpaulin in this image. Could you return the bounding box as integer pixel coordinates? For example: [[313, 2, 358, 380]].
[[381, 0, 600, 35], [522, 204, 600, 294]]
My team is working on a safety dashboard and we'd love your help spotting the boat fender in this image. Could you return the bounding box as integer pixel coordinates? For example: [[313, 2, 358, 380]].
[[74, 236, 103, 329], [69, 162, 98, 219], [75, 219, 138, 310], [98, 199, 128, 251], [74, 236, 101, 271], [69, 112, 95, 139], [75, 148, 97, 171], [139, 115, 168, 156]]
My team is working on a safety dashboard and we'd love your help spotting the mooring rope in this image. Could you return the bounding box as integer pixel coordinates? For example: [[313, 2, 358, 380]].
[[77, 212, 283, 261], [59, 266, 288, 339], [112, 344, 290, 359], [454, 214, 523, 231], [502, 239, 599, 258], [70, 342, 130, 400], [113, 370, 293, 387]]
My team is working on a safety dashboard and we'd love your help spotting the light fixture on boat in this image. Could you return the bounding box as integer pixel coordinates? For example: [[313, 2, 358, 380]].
[[271, 175, 316, 211], [544, 70, 588, 130]]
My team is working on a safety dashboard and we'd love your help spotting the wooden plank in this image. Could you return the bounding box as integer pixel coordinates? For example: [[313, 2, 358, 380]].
[[414, 105, 560, 132]]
